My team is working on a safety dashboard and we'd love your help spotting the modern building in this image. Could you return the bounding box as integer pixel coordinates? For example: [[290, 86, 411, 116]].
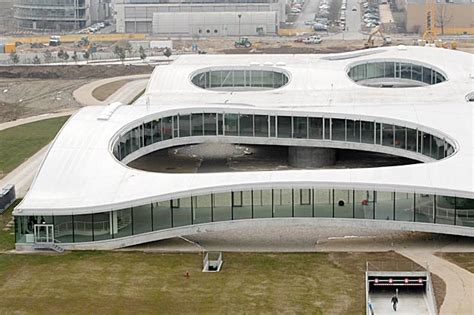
[[395, 0, 474, 35], [13, 46, 474, 251], [13, 0, 110, 31], [113, 0, 285, 34]]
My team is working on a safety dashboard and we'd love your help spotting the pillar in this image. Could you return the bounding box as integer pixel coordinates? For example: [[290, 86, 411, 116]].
[[288, 147, 336, 168]]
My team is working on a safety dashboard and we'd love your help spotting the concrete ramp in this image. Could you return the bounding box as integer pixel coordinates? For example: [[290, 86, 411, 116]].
[[366, 271, 437, 315], [370, 290, 432, 314]]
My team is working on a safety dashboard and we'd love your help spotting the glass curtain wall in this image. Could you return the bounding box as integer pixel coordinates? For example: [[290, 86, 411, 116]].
[[15, 190, 474, 244], [191, 69, 289, 90], [115, 112, 453, 164], [348, 61, 446, 85]]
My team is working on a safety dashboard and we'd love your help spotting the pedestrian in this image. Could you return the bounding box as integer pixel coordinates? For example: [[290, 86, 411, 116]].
[[368, 298, 375, 315], [391, 294, 399, 311]]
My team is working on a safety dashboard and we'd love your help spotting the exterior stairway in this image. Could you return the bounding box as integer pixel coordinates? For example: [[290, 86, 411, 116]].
[[33, 243, 65, 253]]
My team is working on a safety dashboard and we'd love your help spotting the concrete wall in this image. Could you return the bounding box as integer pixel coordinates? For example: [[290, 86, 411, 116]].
[[405, 3, 474, 35], [152, 11, 278, 36]]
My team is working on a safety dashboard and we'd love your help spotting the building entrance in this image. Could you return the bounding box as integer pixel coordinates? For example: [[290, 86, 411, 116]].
[[34, 224, 54, 244]]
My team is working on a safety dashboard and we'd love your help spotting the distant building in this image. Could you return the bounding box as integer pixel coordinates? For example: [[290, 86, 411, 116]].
[[13, 0, 110, 31], [113, 0, 285, 35], [395, 0, 474, 35]]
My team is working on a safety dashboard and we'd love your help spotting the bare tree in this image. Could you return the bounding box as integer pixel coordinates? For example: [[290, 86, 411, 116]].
[[436, 4, 452, 35]]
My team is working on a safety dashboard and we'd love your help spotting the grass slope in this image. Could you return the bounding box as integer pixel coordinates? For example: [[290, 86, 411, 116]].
[[0, 116, 69, 178], [0, 251, 418, 314], [436, 252, 474, 273]]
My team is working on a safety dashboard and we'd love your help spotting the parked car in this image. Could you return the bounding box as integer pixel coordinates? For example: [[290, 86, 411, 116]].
[[313, 23, 328, 31], [352, 6, 357, 11], [303, 36, 322, 44]]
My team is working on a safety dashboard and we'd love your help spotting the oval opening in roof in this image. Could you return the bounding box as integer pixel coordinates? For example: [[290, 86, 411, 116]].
[[347, 60, 447, 88], [191, 67, 290, 91]]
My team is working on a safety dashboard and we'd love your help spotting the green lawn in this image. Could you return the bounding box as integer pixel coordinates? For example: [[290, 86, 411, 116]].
[[436, 252, 474, 273], [0, 116, 69, 178], [0, 199, 20, 251], [0, 250, 419, 314]]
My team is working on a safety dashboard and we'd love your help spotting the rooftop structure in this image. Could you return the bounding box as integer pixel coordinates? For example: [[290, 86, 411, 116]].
[[14, 46, 474, 250]]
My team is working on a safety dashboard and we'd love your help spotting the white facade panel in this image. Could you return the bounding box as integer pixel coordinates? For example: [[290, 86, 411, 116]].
[[152, 11, 277, 36]]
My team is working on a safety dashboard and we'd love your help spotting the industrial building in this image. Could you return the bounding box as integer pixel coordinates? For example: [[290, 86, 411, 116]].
[[13, 46, 474, 251], [13, 0, 110, 31], [395, 0, 474, 35], [113, 0, 285, 34]]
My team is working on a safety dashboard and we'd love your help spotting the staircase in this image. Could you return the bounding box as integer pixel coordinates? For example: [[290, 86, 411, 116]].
[[33, 243, 65, 253]]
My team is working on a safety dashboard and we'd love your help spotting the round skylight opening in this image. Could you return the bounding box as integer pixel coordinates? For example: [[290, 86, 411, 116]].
[[191, 67, 290, 91], [347, 60, 447, 88]]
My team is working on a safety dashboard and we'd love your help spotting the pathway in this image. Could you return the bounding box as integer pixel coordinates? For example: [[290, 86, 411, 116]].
[[0, 74, 151, 197], [72, 74, 150, 106]]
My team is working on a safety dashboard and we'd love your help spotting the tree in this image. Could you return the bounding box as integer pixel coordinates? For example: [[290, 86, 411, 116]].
[[163, 47, 172, 59], [63, 51, 70, 63], [10, 52, 19, 64], [43, 50, 52, 63], [114, 46, 126, 64], [139, 46, 147, 62], [32, 55, 41, 64], [436, 4, 452, 35], [83, 50, 90, 63], [57, 49, 65, 61], [72, 51, 78, 63]]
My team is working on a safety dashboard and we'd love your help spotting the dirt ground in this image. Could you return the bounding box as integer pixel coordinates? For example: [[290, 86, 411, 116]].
[[0, 65, 153, 123], [0, 78, 86, 122]]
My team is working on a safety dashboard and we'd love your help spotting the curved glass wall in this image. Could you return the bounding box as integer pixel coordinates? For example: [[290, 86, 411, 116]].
[[112, 111, 455, 163], [191, 69, 289, 91], [347, 61, 447, 87], [15, 190, 474, 244]]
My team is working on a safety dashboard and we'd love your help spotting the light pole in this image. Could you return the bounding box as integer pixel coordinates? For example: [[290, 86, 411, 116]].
[[238, 14, 242, 39]]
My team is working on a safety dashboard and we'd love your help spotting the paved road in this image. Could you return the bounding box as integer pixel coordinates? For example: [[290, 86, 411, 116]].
[[294, 0, 321, 29], [370, 291, 431, 315], [328, 0, 365, 40], [399, 249, 474, 315]]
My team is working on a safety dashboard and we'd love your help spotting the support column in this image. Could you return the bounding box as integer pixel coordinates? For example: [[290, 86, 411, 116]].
[[288, 147, 336, 168]]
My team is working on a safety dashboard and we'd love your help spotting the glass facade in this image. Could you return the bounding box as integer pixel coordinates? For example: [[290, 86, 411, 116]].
[[113, 112, 455, 163], [348, 61, 446, 86], [191, 69, 289, 90], [15, 189, 474, 244]]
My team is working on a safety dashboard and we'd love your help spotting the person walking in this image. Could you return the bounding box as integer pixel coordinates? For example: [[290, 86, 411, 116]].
[[391, 294, 399, 311]]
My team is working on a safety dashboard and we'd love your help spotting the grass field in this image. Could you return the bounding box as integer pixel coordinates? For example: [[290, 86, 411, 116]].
[[0, 202, 447, 313], [436, 252, 474, 273], [0, 200, 19, 251], [0, 251, 420, 314], [92, 79, 129, 101], [0, 116, 69, 178]]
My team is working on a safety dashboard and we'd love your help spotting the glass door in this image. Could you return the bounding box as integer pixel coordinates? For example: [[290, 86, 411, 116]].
[[34, 224, 54, 244]]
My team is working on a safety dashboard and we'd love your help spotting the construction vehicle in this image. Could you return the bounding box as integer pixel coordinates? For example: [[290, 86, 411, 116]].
[[364, 25, 391, 48], [234, 37, 252, 48], [49, 35, 61, 47], [422, 0, 436, 44]]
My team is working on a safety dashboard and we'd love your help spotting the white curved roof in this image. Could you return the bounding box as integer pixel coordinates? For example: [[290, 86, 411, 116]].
[[15, 46, 474, 215]]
